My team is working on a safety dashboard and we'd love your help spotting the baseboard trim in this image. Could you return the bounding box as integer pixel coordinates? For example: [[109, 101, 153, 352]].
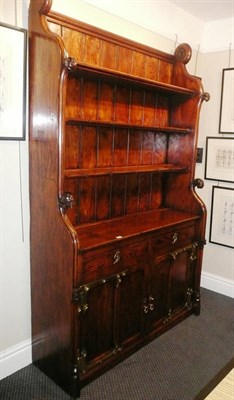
[[201, 272, 234, 298], [0, 338, 32, 380]]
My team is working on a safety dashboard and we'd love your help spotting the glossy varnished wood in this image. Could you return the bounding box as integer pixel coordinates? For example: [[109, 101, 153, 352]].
[[29, 0, 208, 397], [75, 209, 199, 251]]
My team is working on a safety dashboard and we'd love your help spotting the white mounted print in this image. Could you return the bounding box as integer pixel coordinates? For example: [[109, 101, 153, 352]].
[[0, 23, 27, 140]]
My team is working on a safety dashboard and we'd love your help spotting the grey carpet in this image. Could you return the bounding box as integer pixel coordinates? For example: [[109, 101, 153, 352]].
[[0, 288, 233, 400]]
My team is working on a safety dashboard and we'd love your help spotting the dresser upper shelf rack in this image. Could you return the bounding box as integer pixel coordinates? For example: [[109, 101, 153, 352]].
[[64, 164, 187, 178], [65, 119, 191, 134], [65, 58, 200, 98]]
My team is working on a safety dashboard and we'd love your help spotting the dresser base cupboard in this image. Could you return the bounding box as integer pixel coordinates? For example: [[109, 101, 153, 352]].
[[29, 0, 209, 397]]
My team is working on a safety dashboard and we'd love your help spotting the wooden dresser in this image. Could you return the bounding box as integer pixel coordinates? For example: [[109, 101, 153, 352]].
[[29, 0, 209, 397]]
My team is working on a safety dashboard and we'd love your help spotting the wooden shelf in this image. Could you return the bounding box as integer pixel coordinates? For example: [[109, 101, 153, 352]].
[[65, 119, 190, 134], [67, 61, 199, 97], [64, 164, 187, 178], [75, 208, 200, 251]]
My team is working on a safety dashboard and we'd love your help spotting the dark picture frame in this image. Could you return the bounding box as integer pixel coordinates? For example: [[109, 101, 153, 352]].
[[219, 68, 234, 134], [205, 137, 234, 183], [0, 22, 27, 140], [209, 186, 234, 249]]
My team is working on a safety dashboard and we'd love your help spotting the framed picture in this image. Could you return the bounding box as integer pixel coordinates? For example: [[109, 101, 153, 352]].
[[205, 137, 234, 183], [209, 186, 234, 248], [0, 22, 27, 140], [219, 68, 234, 134]]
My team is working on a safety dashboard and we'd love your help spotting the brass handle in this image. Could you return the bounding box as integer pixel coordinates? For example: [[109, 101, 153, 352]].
[[149, 295, 154, 311], [171, 242, 198, 260], [172, 232, 178, 244], [190, 252, 197, 261], [143, 305, 149, 314], [113, 250, 121, 264]]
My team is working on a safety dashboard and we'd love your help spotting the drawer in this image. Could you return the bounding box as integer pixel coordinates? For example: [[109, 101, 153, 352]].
[[151, 224, 196, 257], [81, 239, 148, 282]]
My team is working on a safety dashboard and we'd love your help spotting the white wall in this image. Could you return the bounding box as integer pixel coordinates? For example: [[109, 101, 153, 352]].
[[0, 0, 31, 380], [196, 49, 234, 297], [0, 0, 233, 381]]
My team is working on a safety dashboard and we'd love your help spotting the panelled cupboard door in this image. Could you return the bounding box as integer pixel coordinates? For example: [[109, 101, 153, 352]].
[[118, 263, 147, 347], [170, 243, 197, 313], [148, 241, 197, 331], [75, 263, 147, 374], [147, 256, 171, 331]]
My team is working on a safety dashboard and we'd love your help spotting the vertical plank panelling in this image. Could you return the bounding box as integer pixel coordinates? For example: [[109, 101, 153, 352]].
[[82, 80, 98, 120], [158, 60, 173, 84], [155, 95, 169, 127], [125, 174, 139, 214], [130, 89, 144, 125], [97, 127, 113, 167], [84, 35, 102, 66], [113, 129, 128, 166], [143, 92, 156, 126], [65, 125, 80, 169], [62, 26, 175, 225], [79, 177, 96, 223], [145, 56, 159, 81], [132, 51, 146, 77], [79, 126, 97, 168], [96, 176, 111, 220], [110, 175, 126, 217], [149, 174, 163, 209], [152, 133, 167, 164], [98, 83, 114, 121], [65, 77, 82, 120], [138, 173, 151, 211], [117, 47, 133, 74], [141, 131, 154, 165], [114, 87, 130, 123], [128, 130, 142, 166], [100, 41, 117, 70], [62, 28, 84, 60]]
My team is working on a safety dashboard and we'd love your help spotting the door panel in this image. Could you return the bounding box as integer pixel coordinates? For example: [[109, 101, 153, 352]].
[[118, 267, 146, 346], [148, 255, 171, 330]]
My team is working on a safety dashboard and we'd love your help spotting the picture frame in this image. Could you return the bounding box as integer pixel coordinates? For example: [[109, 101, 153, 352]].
[[209, 186, 234, 249], [219, 68, 234, 134], [205, 137, 234, 183], [0, 22, 27, 140]]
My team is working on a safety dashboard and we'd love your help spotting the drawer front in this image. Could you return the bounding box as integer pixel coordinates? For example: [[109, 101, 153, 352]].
[[151, 225, 196, 257], [81, 240, 148, 282]]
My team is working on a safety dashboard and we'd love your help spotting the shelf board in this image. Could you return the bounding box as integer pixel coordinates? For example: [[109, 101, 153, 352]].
[[64, 164, 187, 178], [75, 208, 200, 251], [65, 119, 190, 134], [67, 61, 199, 97]]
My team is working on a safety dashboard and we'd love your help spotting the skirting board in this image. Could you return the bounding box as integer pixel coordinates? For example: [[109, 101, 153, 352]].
[[201, 272, 234, 299], [0, 338, 32, 380], [0, 273, 233, 381]]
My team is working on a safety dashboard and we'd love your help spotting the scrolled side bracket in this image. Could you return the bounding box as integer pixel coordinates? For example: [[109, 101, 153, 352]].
[[202, 92, 210, 102], [64, 57, 77, 70], [58, 192, 75, 211], [192, 178, 204, 189]]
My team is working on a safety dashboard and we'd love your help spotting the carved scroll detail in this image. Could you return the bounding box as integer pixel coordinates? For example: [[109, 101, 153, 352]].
[[59, 192, 75, 211], [174, 43, 192, 64], [202, 92, 210, 102], [193, 178, 204, 189], [64, 57, 77, 70]]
